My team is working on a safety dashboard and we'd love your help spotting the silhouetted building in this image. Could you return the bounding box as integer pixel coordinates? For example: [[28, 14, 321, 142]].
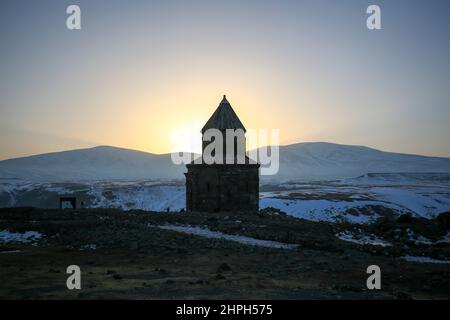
[[60, 197, 76, 209], [185, 95, 259, 212]]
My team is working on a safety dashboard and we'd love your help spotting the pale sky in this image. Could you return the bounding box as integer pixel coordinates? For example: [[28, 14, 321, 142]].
[[1, 0, 450, 160]]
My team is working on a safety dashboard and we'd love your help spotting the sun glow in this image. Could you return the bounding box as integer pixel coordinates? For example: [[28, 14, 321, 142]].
[[170, 121, 203, 154]]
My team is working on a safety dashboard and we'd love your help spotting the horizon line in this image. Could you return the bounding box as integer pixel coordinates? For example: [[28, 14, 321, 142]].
[[1, 141, 450, 162]]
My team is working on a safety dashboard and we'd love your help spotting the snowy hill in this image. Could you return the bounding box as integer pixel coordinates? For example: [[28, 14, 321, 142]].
[[270, 142, 450, 182], [1, 143, 450, 182], [0, 146, 186, 181]]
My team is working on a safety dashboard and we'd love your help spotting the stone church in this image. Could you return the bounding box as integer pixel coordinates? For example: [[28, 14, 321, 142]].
[[185, 95, 260, 212]]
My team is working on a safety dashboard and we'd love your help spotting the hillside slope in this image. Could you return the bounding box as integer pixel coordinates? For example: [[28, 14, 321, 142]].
[[1, 143, 450, 182]]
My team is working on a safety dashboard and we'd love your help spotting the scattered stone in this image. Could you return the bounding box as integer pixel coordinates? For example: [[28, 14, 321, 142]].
[[437, 212, 450, 230], [189, 279, 204, 285], [259, 207, 286, 216], [422, 285, 432, 292], [397, 214, 413, 224], [394, 291, 412, 300], [333, 285, 362, 292], [129, 241, 138, 251], [217, 262, 231, 273], [155, 267, 167, 273], [47, 269, 60, 273]]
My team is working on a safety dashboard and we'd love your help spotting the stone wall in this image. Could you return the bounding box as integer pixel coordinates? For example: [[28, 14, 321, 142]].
[[185, 164, 259, 212]]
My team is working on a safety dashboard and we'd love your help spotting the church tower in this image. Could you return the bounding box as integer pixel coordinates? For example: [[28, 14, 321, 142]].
[[185, 96, 260, 212]]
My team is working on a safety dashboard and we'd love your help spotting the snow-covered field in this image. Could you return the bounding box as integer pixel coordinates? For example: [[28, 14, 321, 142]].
[[260, 173, 450, 223], [87, 181, 185, 211], [0, 179, 185, 212], [1, 173, 449, 224]]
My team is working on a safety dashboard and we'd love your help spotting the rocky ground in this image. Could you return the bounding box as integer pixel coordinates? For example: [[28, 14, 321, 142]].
[[0, 207, 449, 299]]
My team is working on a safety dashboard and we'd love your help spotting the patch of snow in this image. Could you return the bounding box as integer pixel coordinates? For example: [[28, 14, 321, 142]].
[[260, 197, 381, 224], [81, 244, 97, 250], [0, 230, 42, 244], [436, 232, 450, 244], [406, 228, 434, 245], [370, 187, 450, 219], [414, 235, 435, 245], [0, 250, 22, 254], [336, 231, 391, 247], [150, 224, 299, 250], [406, 229, 450, 245], [400, 256, 450, 264]]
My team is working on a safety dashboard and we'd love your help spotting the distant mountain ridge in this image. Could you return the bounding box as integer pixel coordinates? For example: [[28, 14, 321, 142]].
[[1, 143, 450, 182], [0, 146, 184, 181], [273, 142, 450, 181]]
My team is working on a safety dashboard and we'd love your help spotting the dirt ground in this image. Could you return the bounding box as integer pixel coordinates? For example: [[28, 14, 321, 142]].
[[0, 207, 449, 299]]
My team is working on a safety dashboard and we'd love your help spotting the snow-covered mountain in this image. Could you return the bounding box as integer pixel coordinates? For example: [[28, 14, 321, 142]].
[[1, 142, 450, 182], [271, 142, 450, 181], [0, 146, 186, 181]]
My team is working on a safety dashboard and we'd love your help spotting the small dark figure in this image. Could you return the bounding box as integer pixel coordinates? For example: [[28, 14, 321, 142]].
[[166, 207, 170, 212]]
